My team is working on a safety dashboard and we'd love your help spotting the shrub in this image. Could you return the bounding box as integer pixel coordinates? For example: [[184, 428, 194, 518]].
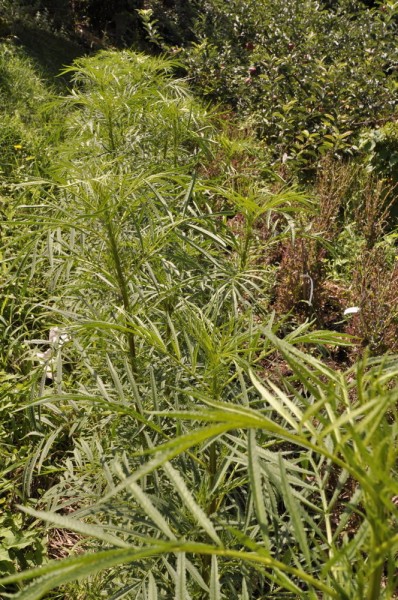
[[184, 0, 398, 165], [359, 120, 398, 186]]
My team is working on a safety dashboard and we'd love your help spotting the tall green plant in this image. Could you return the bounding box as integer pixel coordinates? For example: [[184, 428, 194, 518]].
[[3, 47, 397, 600]]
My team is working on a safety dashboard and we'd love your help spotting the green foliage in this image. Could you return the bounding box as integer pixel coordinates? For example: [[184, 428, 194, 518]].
[[359, 120, 398, 184], [0, 43, 51, 174], [0, 510, 46, 576], [1, 346, 398, 599], [184, 0, 398, 164], [0, 49, 342, 598], [1, 11, 398, 600], [142, 0, 200, 46], [56, 50, 214, 172]]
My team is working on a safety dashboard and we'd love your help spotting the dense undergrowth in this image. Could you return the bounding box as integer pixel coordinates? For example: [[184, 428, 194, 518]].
[[0, 1, 398, 599]]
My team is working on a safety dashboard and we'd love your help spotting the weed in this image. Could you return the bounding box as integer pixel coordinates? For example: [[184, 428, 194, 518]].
[[348, 245, 398, 354]]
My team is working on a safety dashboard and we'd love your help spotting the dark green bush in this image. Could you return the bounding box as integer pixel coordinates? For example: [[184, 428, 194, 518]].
[[359, 120, 398, 183], [184, 0, 398, 165]]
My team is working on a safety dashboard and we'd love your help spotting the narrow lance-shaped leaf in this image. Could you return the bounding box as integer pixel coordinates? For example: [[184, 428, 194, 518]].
[[175, 553, 188, 600], [247, 429, 270, 549], [250, 370, 301, 431], [278, 454, 312, 568], [210, 555, 221, 600], [19, 505, 131, 549], [0, 542, 338, 598], [112, 460, 176, 540], [147, 571, 158, 600], [163, 461, 222, 545]]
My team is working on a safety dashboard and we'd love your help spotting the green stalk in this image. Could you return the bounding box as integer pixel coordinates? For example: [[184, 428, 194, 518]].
[[367, 562, 383, 600], [208, 443, 217, 497], [240, 214, 254, 271], [107, 113, 116, 153], [366, 527, 383, 600], [202, 423, 219, 587], [103, 211, 137, 372]]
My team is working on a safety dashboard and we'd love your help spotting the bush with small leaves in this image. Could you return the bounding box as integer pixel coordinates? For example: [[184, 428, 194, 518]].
[[184, 0, 398, 165]]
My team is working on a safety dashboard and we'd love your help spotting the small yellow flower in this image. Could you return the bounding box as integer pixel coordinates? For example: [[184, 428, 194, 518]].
[[13, 144, 23, 150]]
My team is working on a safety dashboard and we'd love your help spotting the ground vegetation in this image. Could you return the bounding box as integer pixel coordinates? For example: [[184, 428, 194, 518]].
[[0, 1, 397, 598]]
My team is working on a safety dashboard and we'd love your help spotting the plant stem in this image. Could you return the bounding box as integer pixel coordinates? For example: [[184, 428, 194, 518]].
[[103, 211, 137, 372], [366, 528, 383, 600], [367, 562, 383, 600], [240, 214, 253, 271], [200, 441, 219, 589]]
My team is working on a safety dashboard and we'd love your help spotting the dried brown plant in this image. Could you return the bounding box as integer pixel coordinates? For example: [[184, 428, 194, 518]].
[[347, 246, 398, 354]]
